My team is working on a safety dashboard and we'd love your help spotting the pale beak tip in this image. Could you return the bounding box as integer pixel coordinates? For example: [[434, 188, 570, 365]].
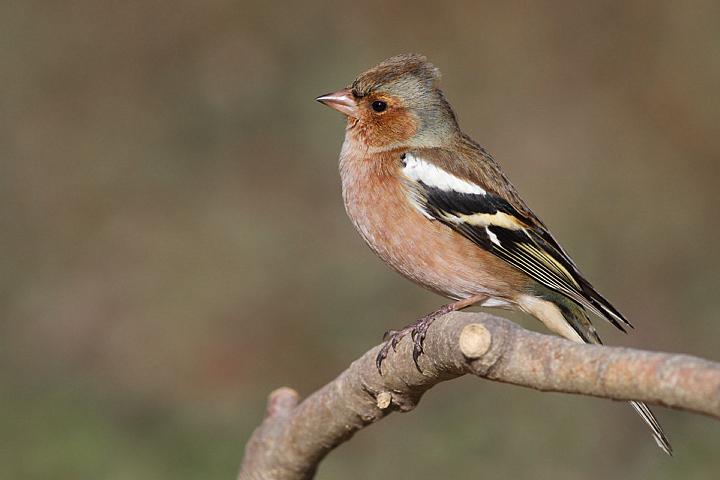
[[315, 93, 335, 104], [314, 89, 358, 118]]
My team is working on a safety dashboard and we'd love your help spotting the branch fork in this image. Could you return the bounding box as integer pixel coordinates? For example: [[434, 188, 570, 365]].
[[238, 311, 720, 480]]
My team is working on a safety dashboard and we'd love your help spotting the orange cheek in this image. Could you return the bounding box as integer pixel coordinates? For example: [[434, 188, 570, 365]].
[[354, 109, 418, 147]]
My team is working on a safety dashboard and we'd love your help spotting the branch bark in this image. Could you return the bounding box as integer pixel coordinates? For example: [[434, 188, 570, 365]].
[[238, 311, 720, 480]]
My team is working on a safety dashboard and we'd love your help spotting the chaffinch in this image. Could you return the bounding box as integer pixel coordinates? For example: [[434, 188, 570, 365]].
[[317, 53, 671, 454]]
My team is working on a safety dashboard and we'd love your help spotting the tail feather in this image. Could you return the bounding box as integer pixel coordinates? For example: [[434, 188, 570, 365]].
[[630, 401, 673, 456], [563, 303, 673, 456], [527, 291, 673, 455]]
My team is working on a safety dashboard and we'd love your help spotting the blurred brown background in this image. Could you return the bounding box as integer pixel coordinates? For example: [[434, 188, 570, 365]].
[[2, 1, 719, 478]]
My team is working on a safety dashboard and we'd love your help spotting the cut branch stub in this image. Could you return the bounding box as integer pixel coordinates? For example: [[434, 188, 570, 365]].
[[459, 323, 492, 359]]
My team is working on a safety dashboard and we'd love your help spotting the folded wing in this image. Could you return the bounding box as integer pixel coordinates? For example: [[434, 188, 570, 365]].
[[400, 150, 631, 332]]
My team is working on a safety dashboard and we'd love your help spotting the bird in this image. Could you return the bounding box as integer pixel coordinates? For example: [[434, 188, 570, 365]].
[[316, 53, 672, 455]]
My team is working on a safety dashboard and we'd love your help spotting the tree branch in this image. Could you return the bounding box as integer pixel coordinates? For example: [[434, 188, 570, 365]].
[[238, 311, 720, 480]]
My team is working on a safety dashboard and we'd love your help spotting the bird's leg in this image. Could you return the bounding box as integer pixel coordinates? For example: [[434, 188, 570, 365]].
[[375, 293, 488, 374]]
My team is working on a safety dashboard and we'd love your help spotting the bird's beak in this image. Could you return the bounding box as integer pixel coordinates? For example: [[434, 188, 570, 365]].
[[316, 89, 358, 118]]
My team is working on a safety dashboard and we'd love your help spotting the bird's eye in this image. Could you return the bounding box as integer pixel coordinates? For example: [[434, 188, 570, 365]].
[[371, 100, 387, 113]]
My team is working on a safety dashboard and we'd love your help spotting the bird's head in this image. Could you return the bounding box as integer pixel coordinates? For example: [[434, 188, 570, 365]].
[[316, 54, 459, 150]]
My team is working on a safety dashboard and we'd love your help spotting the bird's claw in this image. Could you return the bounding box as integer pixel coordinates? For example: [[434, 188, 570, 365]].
[[376, 329, 407, 374], [375, 311, 442, 375], [375, 341, 392, 373], [410, 319, 432, 371]]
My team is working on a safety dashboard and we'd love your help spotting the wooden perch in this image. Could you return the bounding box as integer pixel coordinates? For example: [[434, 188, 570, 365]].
[[237, 311, 720, 480]]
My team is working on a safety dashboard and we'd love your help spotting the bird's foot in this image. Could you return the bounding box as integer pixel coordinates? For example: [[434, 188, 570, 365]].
[[375, 304, 455, 374]]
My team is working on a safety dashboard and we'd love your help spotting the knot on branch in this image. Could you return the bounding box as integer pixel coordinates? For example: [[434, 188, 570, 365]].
[[266, 387, 300, 419], [376, 391, 392, 409]]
